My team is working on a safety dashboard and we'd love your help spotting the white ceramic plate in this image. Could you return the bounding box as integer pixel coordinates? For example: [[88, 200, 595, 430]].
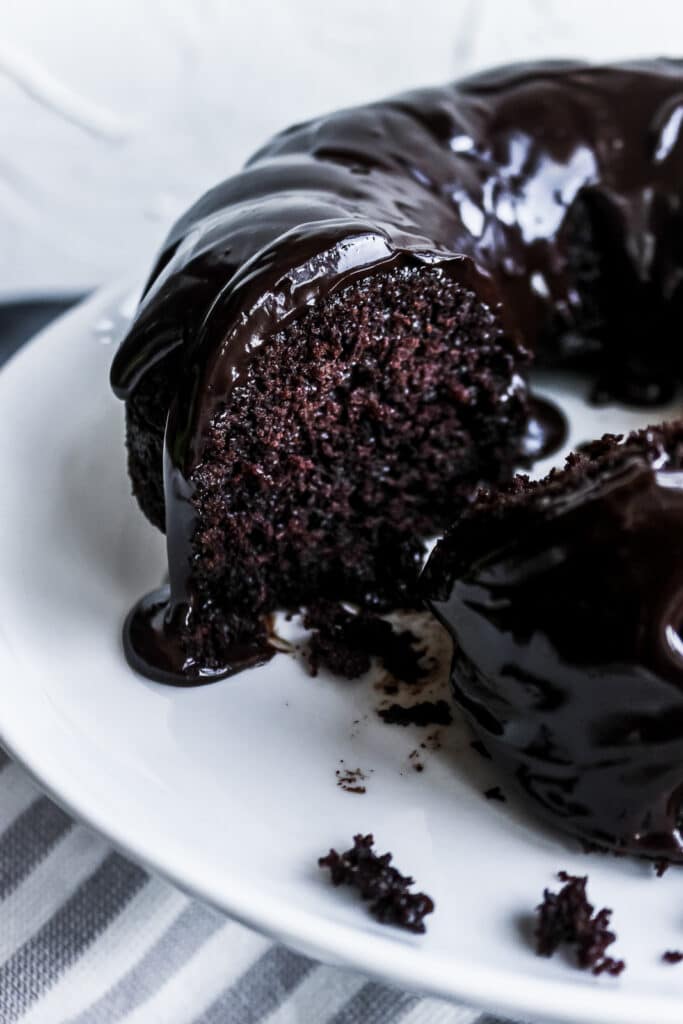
[[1, 283, 683, 1024]]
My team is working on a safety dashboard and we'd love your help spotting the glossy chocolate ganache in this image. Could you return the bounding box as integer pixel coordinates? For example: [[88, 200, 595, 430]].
[[112, 59, 683, 694], [423, 425, 683, 860]]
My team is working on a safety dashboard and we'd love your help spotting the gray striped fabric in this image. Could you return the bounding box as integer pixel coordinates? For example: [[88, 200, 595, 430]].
[[0, 753, 523, 1024]]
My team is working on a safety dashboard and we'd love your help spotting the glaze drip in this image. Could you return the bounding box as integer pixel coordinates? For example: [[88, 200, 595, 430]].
[[124, 587, 275, 686], [519, 395, 568, 465]]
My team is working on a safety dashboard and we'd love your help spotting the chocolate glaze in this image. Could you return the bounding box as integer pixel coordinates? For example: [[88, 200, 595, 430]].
[[519, 395, 568, 464], [111, 59, 683, 684], [423, 441, 683, 859], [124, 587, 275, 685]]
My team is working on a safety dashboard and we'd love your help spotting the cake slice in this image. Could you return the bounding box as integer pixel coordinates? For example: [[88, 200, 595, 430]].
[[116, 257, 526, 682]]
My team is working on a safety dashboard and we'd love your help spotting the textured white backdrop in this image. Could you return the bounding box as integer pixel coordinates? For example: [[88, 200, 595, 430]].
[[3, 0, 683, 297]]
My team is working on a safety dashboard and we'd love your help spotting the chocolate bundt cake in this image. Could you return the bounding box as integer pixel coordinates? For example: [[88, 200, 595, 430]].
[[111, 58, 683, 686], [422, 425, 683, 860]]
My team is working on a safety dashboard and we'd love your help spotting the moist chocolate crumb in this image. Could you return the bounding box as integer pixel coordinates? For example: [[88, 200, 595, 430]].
[[662, 950, 683, 963], [535, 871, 625, 976], [306, 608, 371, 678], [382, 682, 399, 696], [304, 601, 425, 683], [378, 700, 452, 727], [591, 957, 626, 977], [655, 859, 670, 877], [470, 739, 492, 760], [335, 766, 367, 794], [484, 786, 506, 802], [421, 731, 442, 751], [319, 833, 434, 932], [413, 763, 424, 772]]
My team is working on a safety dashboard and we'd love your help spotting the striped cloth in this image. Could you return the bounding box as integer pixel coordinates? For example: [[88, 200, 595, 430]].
[[0, 748, 518, 1024], [0, 301, 523, 1023]]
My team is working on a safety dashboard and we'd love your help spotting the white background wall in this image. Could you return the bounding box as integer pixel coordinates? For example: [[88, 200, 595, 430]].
[[3, 0, 683, 298]]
